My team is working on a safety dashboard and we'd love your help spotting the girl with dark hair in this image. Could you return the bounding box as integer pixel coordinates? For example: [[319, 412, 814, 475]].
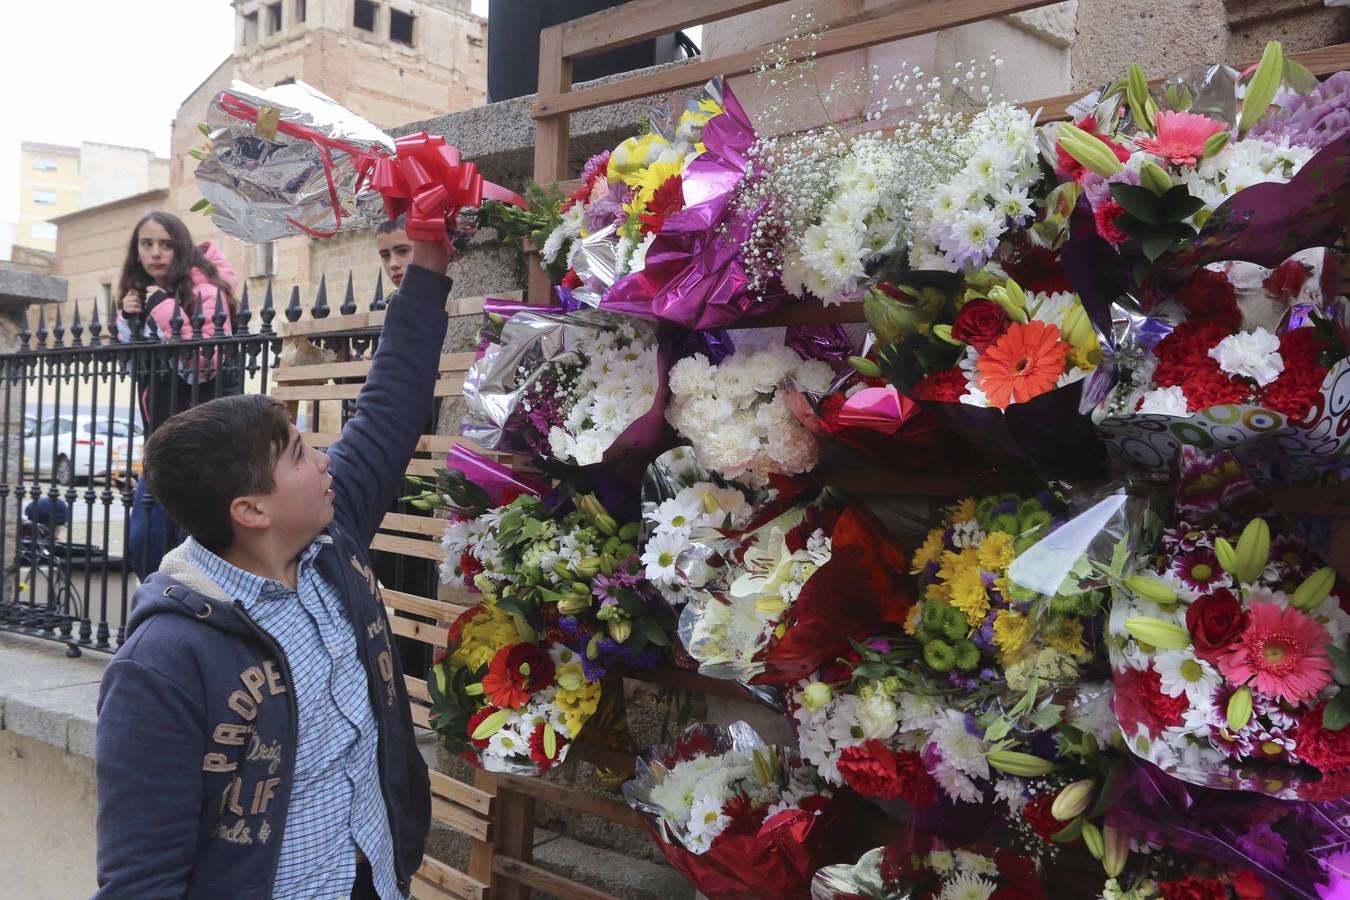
[[115, 211, 244, 579]]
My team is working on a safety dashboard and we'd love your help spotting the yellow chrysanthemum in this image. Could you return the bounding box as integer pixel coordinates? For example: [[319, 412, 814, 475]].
[[947, 566, 990, 626], [976, 531, 1015, 573], [1045, 618, 1091, 661], [554, 667, 602, 737], [925, 582, 952, 602], [911, 529, 946, 575], [607, 133, 669, 182], [625, 158, 684, 209], [937, 547, 980, 583], [993, 609, 1033, 666], [903, 604, 923, 636], [952, 498, 977, 523], [450, 604, 521, 672]]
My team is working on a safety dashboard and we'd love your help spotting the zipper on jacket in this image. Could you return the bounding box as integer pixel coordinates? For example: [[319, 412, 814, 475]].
[[328, 530, 409, 892], [231, 601, 300, 896]]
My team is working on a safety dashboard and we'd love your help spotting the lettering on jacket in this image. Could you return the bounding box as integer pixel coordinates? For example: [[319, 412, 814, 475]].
[[202, 659, 288, 846], [352, 554, 398, 708]]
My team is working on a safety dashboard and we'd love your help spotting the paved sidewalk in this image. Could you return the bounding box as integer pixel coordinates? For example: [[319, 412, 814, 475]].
[[0, 631, 108, 757]]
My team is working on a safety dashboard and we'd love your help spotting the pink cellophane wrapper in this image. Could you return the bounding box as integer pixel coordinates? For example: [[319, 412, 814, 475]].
[[444, 444, 546, 506], [602, 80, 792, 328], [623, 721, 850, 900]]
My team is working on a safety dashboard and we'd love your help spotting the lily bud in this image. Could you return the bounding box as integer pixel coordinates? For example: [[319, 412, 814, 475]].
[[1234, 517, 1271, 585], [618, 522, 641, 542], [1239, 40, 1284, 134], [1201, 130, 1230, 159], [1057, 123, 1126, 178], [575, 557, 603, 578], [1139, 161, 1173, 195], [557, 593, 591, 615], [607, 619, 632, 643], [1103, 825, 1129, 878], [1124, 574, 1178, 608], [1214, 537, 1239, 576], [1292, 567, 1336, 612], [987, 750, 1055, 777], [801, 681, 834, 711], [1227, 685, 1254, 732], [849, 355, 882, 378], [1051, 779, 1096, 821], [1123, 616, 1191, 650], [1082, 821, 1105, 860]]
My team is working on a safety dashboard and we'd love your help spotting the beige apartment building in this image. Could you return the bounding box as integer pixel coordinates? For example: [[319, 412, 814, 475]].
[[17, 142, 80, 253]]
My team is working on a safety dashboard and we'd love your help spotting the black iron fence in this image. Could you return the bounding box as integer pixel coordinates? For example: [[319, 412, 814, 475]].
[[0, 271, 435, 657]]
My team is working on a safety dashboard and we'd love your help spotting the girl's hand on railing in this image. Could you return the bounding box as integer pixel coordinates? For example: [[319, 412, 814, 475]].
[[120, 290, 143, 315]]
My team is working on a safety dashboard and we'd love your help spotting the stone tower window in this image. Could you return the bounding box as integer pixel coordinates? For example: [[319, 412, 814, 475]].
[[243, 11, 259, 46], [295, 0, 306, 23], [354, 0, 377, 32], [266, 2, 283, 35], [390, 8, 415, 46]]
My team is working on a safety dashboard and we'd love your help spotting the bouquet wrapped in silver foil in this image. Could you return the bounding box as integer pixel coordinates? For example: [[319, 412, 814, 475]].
[[196, 79, 522, 243]]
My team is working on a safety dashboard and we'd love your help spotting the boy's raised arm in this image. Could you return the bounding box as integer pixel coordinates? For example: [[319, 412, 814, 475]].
[[327, 241, 453, 546]]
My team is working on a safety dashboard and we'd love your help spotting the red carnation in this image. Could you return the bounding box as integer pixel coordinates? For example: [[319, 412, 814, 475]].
[[1262, 328, 1331, 419], [639, 175, 684, 235], [448, 604, 487, 645], [1021, 792, 1068, 842], [1177, 268, 1241, 326], [1183, 361, 1250, 411], [465, 707, 496, 749], [913, 368, 969, 403], [1115, 665, 1189, 738], [1186, 588, 1249, 661], [482, 643, 555, 710], [1094, 199, 1129, 246], [1152, 319, 1236, 389], [561, 268, 582, 289], [1160, 875, 1229, 900], [1263, 258, 1313, 304], [1294, 702, 1350, 773], [836, 741, 937, 805], [951, 299, 1011, 352], [1056, 114, 1131, 180], [991, 847, 1045, 900], [528, 722, 562, 770]]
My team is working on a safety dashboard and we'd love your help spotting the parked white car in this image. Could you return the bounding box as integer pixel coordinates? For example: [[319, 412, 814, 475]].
[[22, 416, 144, 485]]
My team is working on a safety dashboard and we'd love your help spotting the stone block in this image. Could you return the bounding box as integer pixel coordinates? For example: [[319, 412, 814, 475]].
[[0, 269, 66, 308]]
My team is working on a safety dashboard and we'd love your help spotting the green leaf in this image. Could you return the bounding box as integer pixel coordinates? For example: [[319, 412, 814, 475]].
[[1328, 643, 1350, 684], [1030, 703, 1066, 730], [189, 197, 211, 212], [983, 717, 1013, 743], [1141, 228, 1178, 262], [1051, 816, 1085, 843], [1009, 678, 1040, 718], [1157, 186, 1206, 222], [640, 617, 671, 647], [1323, 692, 1350, 732], [1089, 764, 1120, 819], [1109, 183, 1162, 225]]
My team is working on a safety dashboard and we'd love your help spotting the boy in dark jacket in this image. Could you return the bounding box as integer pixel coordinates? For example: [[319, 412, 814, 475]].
[[94, 239, 453, 899]]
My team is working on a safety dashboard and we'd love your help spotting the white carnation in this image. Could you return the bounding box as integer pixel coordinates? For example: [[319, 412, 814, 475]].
[[1209, 328, 1283, 386]]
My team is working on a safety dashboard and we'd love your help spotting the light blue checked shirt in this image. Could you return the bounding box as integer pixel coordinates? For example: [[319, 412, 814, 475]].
[[189, 537, 402, 900]]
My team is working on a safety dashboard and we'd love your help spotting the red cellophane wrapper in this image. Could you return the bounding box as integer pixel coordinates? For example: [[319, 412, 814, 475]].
[[623, 722, 853, 900]]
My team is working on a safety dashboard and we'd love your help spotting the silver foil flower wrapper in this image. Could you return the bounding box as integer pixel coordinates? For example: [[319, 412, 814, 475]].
[[196, 80, 395, 242]]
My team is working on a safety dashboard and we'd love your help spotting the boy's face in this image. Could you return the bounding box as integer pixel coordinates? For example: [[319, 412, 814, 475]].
[[376, 228, 413, 288], [256, 425, 335, 543]]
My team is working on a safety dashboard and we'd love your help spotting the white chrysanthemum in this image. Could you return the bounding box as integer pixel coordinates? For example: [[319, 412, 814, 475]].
[[1154, 648, 1221, 703], [628, 231, 658, 275], [953, 850, 999, 877], [648, 496, 702, 535], [855, 691, 900, 741], [1137, 386, 1192, 417], [993, 777, 1029, 816], [641, 530, 685, 587], [931, 710, 989, 780], [938, 870, 997, 900], [1209, 328, 1283, 386]]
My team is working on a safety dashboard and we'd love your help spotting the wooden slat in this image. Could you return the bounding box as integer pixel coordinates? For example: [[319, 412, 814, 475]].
[[271, 375, 464, 401], [431, 769, 495, 816], [534, 25, 572, 186], [274, 352, 476, 383], [571, 736, 638, 776], [493, 772, 644, 829], [372, 532, 446, 561], [390, 613, 450, 647], [411, 702, 432, 728], [558, 0, 781, 58], [406, 674, 431, 703], [433, 796, 493, 841], [532, 0, 1060, 117], [383, 512, 447, 537], [384, 588, 471, 624], [414, 855, 488, 900], [471, 771, 534, 900], [281, 294, 507, 337], [625, 665, 766, 702], [493, 856, 620, 900], [303, 432, 467, 453]]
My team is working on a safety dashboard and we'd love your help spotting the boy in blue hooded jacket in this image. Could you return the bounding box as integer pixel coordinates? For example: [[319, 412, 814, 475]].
[[94, 238, 453, 899]]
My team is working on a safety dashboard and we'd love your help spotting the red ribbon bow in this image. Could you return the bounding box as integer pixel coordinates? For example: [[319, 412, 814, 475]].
[[217, 93, 523, 240], [371, 133, 525, 242]]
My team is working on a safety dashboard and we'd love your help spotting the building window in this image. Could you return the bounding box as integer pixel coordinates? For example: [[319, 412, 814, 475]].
[[266, 1, 283, 34], [295, 0, 306, 22], [99, 282, 113, 321], [353, 0, 376, 32], [31, 222, 57, 241], [243, 11, 259, 45], [32, 189, 58, 205], [389, 8, 414, 45], [252, 242, 276, 277], [467, 32, 484, 47], [32, 156, 58, 172]]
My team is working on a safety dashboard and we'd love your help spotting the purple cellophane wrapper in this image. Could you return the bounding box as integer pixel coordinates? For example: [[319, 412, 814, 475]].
[[1108, 758, 1350, 900], [444, 444, 546, 506], [602, 81, 791, 328]]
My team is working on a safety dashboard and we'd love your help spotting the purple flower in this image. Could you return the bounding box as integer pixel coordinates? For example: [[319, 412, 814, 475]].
[[592, 574, 624, 603], [1236, 821, 1288, 870], [1250, 71, 1350, 150], [580, 151, 611, 184], [972, 617, 997, 653], [584, 182, 630, 233]]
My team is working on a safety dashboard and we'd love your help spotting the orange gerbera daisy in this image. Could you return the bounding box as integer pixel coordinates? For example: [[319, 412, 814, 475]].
[[976, 320, 1070, 409]]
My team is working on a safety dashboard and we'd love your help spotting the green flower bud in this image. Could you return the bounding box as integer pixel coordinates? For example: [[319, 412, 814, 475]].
[[953, 640, 981, 672], [923, 639, 957, 673]]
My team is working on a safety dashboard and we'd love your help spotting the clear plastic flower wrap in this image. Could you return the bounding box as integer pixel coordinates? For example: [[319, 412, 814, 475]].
[[1109, 446, 1350, 800], [622, 720, 847, 900], [196, 79, 522, 242], [461, 308, 670, 475], [810, 842, 1045, 900]]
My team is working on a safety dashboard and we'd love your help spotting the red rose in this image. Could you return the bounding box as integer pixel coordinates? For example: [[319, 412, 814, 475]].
[[952, 299, 1011, 351], [1232, 870, 1269, 900], [836, 741, 938, 805], [1177, 268, 1241, 325], [1094, 199, 1129, 246], [1263, 258, 1313, 304], [1294, 702, 1350, 773], [1186, 588, 1248, 660], [913, 367, 969, 403], [1160, 875, 1228, 900]]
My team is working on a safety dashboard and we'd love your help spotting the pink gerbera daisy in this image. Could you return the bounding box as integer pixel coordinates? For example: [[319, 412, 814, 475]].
[[1218, 603, 1334, 706], [1135, 110, 1229, 167]]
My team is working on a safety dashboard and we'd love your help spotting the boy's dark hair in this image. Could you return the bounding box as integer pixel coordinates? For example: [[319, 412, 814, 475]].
[[375, 214, 407, 235], [143, 395, 292, 552]]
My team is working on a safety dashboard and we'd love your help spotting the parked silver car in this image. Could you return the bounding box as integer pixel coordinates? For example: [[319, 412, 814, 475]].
[[22, 416, 144, 485]]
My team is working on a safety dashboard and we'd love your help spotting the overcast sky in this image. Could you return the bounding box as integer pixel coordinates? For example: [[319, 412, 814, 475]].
[[0, 0, 489, 225]]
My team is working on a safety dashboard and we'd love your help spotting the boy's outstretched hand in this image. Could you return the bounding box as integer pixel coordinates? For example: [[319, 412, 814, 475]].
[[410, 238, 453, 276]]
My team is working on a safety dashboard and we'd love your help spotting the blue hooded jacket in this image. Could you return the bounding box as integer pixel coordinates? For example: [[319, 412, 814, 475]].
[[94, 264, 452, 899]]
